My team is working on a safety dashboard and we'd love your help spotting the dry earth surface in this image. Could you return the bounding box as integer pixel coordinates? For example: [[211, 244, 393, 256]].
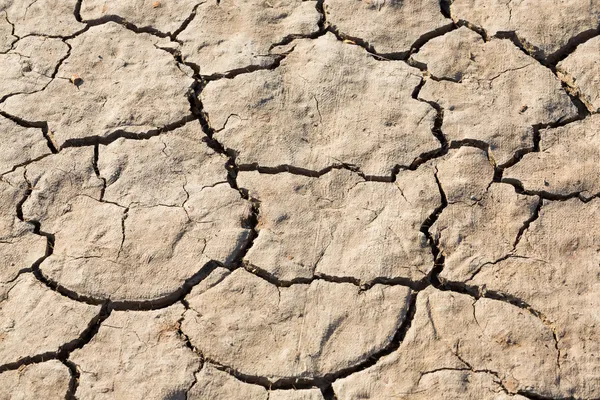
[[0, 0, 599, 399]]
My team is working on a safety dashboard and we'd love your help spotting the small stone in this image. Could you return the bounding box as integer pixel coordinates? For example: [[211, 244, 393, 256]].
[[70, 73, 83, 86]]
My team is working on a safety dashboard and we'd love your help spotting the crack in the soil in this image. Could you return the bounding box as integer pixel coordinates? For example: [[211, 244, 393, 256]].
[[495, 27, 600, 68], [176, 300, 204, 400], [501, 177, 600, 203], [494, 30, 593, 116], [451, 342, 520, 397], [73, 0, 83, 22], [512, 197, 543, 248], [92, 143, 106, 200], [410, 76, 450, 169], [0, 111, 58, 153], [320, 384, 338, 400], [421, 167, 448, 288], [200, 53, 288, 81], [325, 20, 456, 62], [240, 262, 429, 291], [61, 358, 80, 400], [0, 302, 111, 374], [0, 152, 53, 178], [555, 66, 597, 114], [115, 206, 129, 261], [238, 162, 397, 182], [0, 12, 18, 53], [437, 280, 563, 380], [171, 2, 205, 40], [265, 0, 328, 52], [77, 13, 192, 41], [516, 390, 580, 400], [59, 114, 197, 149]]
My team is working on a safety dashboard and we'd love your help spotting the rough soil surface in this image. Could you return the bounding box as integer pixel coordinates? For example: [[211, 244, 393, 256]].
[[179, 0, 321, 77], [450, 0, 600, 61], [0, 360, 71, 400], [202, 33, 440, 176], [0, 1, 599, 399], [413, 27, 578, 166], [0, 0, 84, 37], [237, 167, 439, 283], [70, 304, 199, 399], [182, 268, 412, 380], [557, 36, 600, 112], [324, 0, 452, 56]]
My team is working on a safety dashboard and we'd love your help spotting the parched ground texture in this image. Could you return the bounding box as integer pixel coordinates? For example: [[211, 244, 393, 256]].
[[0, 0, 600, 399]]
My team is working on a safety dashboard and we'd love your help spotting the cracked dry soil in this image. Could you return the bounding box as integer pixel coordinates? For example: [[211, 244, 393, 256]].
[[0, 0, 600, 399]]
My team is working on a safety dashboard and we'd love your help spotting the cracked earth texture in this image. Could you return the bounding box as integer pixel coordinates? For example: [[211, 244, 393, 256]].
[[0, 0, 599, 399]]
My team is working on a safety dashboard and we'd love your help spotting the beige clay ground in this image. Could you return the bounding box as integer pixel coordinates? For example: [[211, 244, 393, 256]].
[[0, 0, 599, 399]]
